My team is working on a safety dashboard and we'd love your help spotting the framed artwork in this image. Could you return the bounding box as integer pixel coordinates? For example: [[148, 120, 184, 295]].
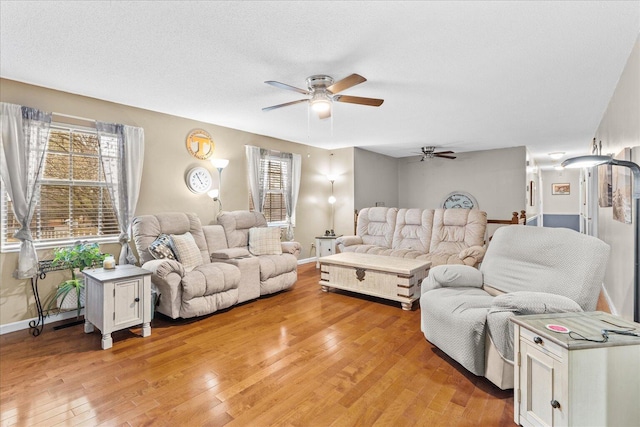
[[598, 163, 613, 207], [529, 180, 536, 206], [613, 147, 632, 224], [552, 183, 570, 195]]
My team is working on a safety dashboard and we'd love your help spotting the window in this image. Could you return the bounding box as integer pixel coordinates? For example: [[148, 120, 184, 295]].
[[249, 157, 288, 224], [1, 124, 120, 251]]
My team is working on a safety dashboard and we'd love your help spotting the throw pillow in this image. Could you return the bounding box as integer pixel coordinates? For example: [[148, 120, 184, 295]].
[[148, 234, 176, 260], [248, 227, 283, 256], [170, 232, 203, 272]]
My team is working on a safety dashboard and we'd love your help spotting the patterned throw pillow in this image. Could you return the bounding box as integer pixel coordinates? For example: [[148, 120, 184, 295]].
[[148, 234, 176, 260], [169, 232, 203, 272], [248, 227, 283, 256]]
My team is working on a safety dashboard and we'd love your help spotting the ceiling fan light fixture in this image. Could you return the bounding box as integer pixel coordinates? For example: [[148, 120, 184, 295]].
[[310, 92, 331, 113]]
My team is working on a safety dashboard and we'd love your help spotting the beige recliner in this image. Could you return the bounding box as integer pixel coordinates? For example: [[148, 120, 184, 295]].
[[420, 225, 610, 389]]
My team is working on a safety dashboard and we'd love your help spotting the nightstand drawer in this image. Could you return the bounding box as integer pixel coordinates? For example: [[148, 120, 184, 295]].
[[520, 327, 564, 360]]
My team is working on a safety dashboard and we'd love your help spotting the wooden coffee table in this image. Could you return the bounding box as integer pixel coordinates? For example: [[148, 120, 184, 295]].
[[319, 252, 431, 310]]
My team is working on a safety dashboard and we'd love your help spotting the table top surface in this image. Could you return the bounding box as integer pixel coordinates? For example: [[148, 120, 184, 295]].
[[82, 264, 151, 281], [511, 311, 640, 350], [319, 252, 431, 274]]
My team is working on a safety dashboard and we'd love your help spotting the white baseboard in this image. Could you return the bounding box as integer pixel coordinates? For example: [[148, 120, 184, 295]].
[[297, 257, 315, 265], [0, 309, 85, 336]]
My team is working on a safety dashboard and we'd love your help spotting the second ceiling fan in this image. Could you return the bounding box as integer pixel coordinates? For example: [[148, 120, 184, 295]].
[[420, 146, 457, 161], [262, 73, 384, 119]]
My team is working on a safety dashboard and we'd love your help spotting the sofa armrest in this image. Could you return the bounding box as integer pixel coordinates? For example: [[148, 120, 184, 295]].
[[458, 245, 487, 265], [487, 291, 583, 361], [141, 259, 185, 319], [421, 264, 483, 295], [336, 235, 363, 251], [281, 241, 301, 258]]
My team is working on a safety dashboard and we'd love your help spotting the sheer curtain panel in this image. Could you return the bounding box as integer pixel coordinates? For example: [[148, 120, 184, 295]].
[[96, 122, 145, 265], [246, 145, 267, 213], [0, 103, 52, 278]]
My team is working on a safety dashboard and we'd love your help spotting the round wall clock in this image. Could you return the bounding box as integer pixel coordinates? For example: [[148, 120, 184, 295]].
[[186, 167, 213, 194], [186, 129, 215, 160], [442, 191, 478, 209]]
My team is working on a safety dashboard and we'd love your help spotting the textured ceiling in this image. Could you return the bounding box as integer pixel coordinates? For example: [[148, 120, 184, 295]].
[[1, 1, 638, 168]]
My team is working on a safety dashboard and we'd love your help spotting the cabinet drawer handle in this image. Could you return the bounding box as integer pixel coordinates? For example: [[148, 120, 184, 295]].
[[134, 297, 140, 302], [533, 336, 543, 345], [550, 400, 561, 409]]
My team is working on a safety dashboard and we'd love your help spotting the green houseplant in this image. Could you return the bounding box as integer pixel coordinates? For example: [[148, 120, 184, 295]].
[[44, 241, 106, 316]]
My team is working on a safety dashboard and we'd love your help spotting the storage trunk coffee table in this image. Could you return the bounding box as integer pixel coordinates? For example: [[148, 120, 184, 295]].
[[319, 253, 431, 310]]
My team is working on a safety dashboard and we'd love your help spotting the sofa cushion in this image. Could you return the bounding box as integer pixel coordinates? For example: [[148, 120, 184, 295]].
[[211, 247, 251, 260], [356, 207, 398, 248], [257, 253, 297, 281], [170, 232, 203, 272], [392, 208, 434, 252], [248, 227, 282, 255], [217, 210, 268, 248], [148, 234, 176, 260]]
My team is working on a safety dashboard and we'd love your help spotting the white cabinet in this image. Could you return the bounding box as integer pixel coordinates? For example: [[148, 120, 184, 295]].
[[83, 265, 152, 349], [512, 312, 640, 427], [315, 236, 339, 268]]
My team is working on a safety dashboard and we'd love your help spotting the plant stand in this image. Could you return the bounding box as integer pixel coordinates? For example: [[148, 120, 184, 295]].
[[29, 259, 84, 336]]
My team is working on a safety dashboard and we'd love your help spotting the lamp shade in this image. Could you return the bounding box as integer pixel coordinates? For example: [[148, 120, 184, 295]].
[[207, 189, 219, 199], [211, 158, 229, 169]]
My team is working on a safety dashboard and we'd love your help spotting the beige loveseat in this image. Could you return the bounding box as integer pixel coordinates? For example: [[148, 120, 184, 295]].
[[336, 207, 487, 267], [132, 211, 300, 319]]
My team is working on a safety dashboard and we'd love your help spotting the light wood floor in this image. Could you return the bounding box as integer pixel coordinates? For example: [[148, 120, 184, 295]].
[[0, 263, 514, 426]]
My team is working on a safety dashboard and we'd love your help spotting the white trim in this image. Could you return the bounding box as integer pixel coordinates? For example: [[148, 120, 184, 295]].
[[0, 309, 85, 335], [297, 257, 315, 265]]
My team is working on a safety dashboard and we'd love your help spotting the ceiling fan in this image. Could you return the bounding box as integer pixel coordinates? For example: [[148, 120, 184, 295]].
[[420, 146, 457, 161], [262, 74, 384, 119]]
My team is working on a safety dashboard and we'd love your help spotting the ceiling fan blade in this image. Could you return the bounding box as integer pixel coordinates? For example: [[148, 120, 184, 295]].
[[435, 154, 457, 159], [435, 151, 454, 155], [333, 95, 384, 107], [264, 81, 310, 95], [318, 108, 332, 120], [327, 74, 366, 94], [262, 99, 308, 112]]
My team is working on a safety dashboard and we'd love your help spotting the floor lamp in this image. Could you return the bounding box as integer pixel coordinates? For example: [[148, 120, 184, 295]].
[[209, 158, 229, 215], [562, 155, 640, 322], [327, 175, 337, 235]]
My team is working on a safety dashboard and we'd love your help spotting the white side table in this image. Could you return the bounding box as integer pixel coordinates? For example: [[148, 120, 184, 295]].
[[512, 311, 640, 427], [316, 235, 340, 268], [83, 265, 152, 350]]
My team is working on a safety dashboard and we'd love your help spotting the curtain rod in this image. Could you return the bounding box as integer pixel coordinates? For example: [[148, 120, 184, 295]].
[[52, 112, 96, 124]]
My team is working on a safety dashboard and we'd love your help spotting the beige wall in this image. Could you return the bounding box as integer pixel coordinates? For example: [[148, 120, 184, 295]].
[[541, 169, 581, 214], [0, 78, 355, 326], [354, 147, 399, 210], [593, 35, 640, 320], [397, 146, 527, 219]]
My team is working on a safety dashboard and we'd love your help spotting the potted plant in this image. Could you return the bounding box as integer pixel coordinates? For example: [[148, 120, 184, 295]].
[[44, 241, 106, 316]]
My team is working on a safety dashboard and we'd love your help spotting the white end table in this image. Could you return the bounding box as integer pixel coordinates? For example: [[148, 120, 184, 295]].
[[315, 235, 340, 268], [512, 311, 640, 427], [83, 265, 152, 349]]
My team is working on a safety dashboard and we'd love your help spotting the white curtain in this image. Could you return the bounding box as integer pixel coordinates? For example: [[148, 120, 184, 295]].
[[0, 103, 52, 278], [97, 122, 145, 265], [245, 145, 267, 213], [290, 153, 301, 227]]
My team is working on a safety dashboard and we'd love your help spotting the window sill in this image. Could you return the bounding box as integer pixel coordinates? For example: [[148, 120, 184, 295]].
[[1, 236, 121, 254]]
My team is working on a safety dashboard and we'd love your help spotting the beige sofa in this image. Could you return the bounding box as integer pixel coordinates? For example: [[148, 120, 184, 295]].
[[336, 207, 488, 267], [132, 211, 300, 319]]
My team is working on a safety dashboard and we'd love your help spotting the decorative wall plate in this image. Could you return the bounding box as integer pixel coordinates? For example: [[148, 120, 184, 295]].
[[186, 129, 214, 160], [442, 191, 478, 209], [186, 167, 212, 194]]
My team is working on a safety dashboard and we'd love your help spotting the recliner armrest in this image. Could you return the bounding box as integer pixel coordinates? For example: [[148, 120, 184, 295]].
[[142, 259, 185, 279], [421, 264, 483, 294], [211, 247, 251, 260], [281, 241, 301, 258], [336, 235, 362, 248], [458, 245, 487, 265]]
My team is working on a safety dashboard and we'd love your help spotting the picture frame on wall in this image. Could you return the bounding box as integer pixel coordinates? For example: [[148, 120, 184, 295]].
[[612, 147, 632, 224], [552, 183, 570, 195], [598, 163, 613, 207], [529, 180, 535, 206]]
